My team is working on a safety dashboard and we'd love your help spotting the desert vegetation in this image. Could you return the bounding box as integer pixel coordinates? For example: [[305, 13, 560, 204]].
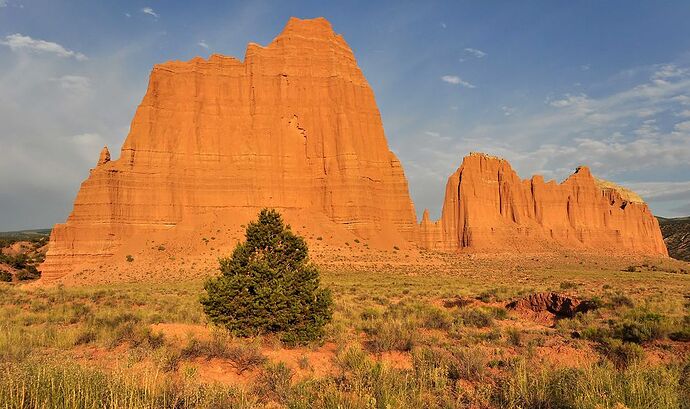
[[1, 263, 690, 407], [202, 209, 333, 345]]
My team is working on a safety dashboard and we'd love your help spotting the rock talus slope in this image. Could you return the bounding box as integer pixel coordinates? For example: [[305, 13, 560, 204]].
[[41, 17, 418, 280], [419, 153, 668, 256]]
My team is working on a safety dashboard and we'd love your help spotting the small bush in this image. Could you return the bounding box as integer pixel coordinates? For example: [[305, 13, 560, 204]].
[[16, 266, 40, 281], [610, 293, 635, 308], [447, 346, 487, 381], [560, 281, 578, 290], [506, 328, 522, 346], [226, 343, 266, 374], [0, 270, 12, 282], [611, 311, 669, 344], [364, 318, 417, 352], [201, 209, 333, 345], [254, 362, 293, 404], [125, 255, 134, 262], [598, 338, 645, 369], [457, 307, 494, 328]]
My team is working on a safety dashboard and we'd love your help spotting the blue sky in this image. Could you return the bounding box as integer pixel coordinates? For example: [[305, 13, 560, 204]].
[[1, 1, 690, 230]]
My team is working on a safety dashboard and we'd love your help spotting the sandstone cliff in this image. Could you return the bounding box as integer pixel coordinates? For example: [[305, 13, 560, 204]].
[[43, 18, 668, 281], [419, 153, 668, 256], [42, 17, 418, 280]]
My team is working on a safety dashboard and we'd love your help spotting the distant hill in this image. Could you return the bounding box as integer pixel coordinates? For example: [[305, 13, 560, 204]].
[[657, 217, 690, 262], [0, 229, 51, 242]]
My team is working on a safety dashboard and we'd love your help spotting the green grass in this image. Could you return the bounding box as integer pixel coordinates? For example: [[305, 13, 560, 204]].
[[0, 265, 689, 408]]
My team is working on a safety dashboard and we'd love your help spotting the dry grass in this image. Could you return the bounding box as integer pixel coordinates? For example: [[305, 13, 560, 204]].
[[1, 257, 689, 408]]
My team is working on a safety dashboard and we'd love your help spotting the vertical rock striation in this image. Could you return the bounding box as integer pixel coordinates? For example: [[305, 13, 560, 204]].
[[42, 17, 418, 280], [419, 153, 668, 256]]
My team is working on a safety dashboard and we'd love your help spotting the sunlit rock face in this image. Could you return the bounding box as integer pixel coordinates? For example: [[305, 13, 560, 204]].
[[418, 153, 668, 256], [42, 17, 419, 280]]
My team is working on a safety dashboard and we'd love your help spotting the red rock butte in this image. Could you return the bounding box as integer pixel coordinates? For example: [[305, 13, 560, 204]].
[[42, 17, 667, 281]]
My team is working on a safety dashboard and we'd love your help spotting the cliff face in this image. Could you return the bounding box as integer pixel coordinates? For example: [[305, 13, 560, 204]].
[[419, 153, 668, 256], [42, 17, 418, 280], [43, 18, 668, 281]]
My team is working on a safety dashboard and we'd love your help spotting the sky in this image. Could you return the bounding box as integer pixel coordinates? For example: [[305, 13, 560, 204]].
[[1, 1, 690, 230]]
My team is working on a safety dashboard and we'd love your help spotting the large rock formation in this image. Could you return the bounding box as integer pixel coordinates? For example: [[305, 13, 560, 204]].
[[42, 17, 419, 280], [43, 18, 668, 281], [419, 153, 668, 256]]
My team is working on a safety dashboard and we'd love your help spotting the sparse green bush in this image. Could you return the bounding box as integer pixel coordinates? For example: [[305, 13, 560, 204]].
[[364, 318, 417, 352], [0, 270, 12, 282], [201, 209, 333, 345], [611, 310, 670, 344], [16, 265, 40, 281], [457, 307, 494, 328], [598, 338, 645, 368], [254, 362, 293, 404]]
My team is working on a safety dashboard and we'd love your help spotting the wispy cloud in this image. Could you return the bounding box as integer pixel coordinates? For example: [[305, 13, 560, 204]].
[[441, 75, 476, 88], [501, 106, 516, 116], [141, 7, 159, 19], [197, 41, 209, 49], [408, 63, 690, 217], [440, 22, 447, 29], [464, 47, 486, 58], [52, 75, 91, 92], [0, 0, 7, 8], [0, 34, 87, 60], [580, 64, 591, 71], [459, 47, 487, 62]]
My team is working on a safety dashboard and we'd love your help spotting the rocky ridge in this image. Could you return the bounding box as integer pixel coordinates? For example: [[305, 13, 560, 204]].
[[42, 18, 669, 281]]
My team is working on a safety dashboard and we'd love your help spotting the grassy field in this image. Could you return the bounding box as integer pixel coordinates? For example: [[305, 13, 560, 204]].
[[1, 264, 690, 408]]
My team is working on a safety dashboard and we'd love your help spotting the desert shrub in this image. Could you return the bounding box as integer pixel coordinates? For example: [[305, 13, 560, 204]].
[[253, 362, 293, 404], [360, 307, 381, 321], [447, 346, 488, 381], [226, 343, 267, 374], [457, 307, 494, 328], [419, 306, 453, 330], [598, 338, 645, 368], [610, 293, 635, 308], [15, 265, 40, 281], [669, 328, 690, 342], [125, 255, 134, 262], [0, 270, 12, 282], [364, 318, 417, 352], [201, 209, 333, 345], [560, 281, 578, 289], [506, 327, 523, 346], [610, 310, 670, 344], [495, 359, 682, 409]]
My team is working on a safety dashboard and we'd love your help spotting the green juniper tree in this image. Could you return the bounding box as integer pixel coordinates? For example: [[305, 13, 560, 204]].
[[201, 209, 333, 345]]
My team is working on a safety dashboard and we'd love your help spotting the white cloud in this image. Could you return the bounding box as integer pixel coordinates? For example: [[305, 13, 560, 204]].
[[440, 22, 447, 29], [52, 75, 91, 92], [0, 0, 7, 7], [464, 47, 486, 58], [197, 41, 209, 49], [404, 62, 690, 218], [124, 12, 131, 18], [424, 131, 440, 138], [501, 106, 516, 116], [675, 121, 690, 132], [141, 7, 159, 18], [441, 75, 476, 88], [580, 64, 591, 71], [0, 34, 87, 60]]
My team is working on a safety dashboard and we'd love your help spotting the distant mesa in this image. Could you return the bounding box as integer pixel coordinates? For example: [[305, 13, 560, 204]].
[[41, 17, 668, 281]]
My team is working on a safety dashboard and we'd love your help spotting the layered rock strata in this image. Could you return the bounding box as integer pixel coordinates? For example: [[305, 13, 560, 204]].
[[418, 153, 668, 256], [42, 17, 418, 279]]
